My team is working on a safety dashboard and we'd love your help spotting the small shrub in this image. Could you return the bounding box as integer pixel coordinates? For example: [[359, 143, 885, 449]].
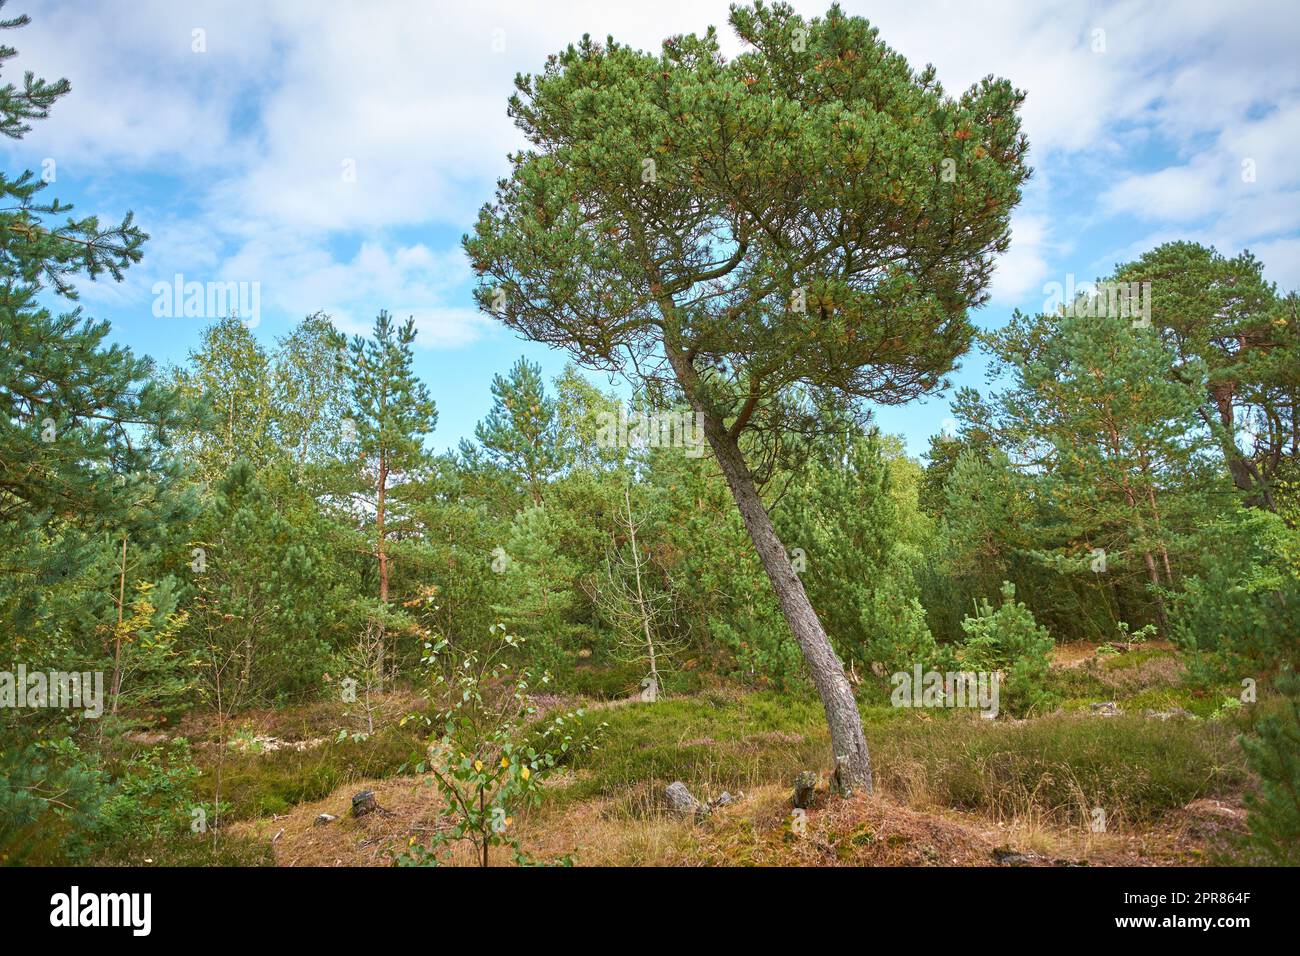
[[397, 623, 602, 866], [872, 713, 1247, 826], [97, 739, 203, 845], [1171, 508, 1300, 682], [193, 722, 422, 821], [959, 581, 1056, 715], [0, 735, 109, 864]]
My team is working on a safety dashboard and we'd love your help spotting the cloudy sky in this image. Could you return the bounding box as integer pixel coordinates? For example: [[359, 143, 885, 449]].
[[5, 0, 1298, 455]]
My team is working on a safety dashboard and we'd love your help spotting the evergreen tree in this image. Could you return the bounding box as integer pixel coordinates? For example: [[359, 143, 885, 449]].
[[1114, 242, 1295, 509], [958, 581, 1055, 716], [464, 2, 1030, 791], [918, 391, 997, 519], [971, 305, 1217, 633], [0, 1, 190, 852], [645, 436, 795, 685], [475, 356, 563, 505], [498, 503, 585, 668], [347, 311, 438, 670], [1238, 669, 1300, 865], [0, 3, 189, 643], [1169, 506, 1300, 678], [403, 452, 512, 648], [187, 461, 351, 705], [780, 427, 937, 677]]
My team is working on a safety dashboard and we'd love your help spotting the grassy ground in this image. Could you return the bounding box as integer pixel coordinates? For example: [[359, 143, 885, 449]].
[[118, 641, 1260, 867]]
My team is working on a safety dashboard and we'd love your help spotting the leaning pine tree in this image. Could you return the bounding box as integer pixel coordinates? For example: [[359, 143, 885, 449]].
[[465, 1, 1029, 792]]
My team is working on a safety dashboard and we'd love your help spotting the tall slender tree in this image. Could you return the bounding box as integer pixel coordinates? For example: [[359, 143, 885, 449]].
[[969, 303, 1217, 633], [590, 483, 684, 696], [348, 311, 438, 671], [464, 2, 1029, 790], [173, 317, 276, 481], [273, 312, 350, 468], [0, 1, 193, 846]]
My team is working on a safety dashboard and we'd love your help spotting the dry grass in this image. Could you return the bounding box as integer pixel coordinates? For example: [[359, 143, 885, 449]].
[[1052, 641, 1104, 667], [229, 770, 701, 867], [176, 688, 425, 744], [231, 763, 1245, 868], [219, 673, 1249, 868]]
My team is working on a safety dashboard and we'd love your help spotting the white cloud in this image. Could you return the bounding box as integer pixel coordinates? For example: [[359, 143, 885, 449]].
[[989, 212, 1053, 307], [1251, 236, 1300, 290], [193, 229, 490, 348], [1102, 162, 1225, 222], [6, 0, 1299, 347]]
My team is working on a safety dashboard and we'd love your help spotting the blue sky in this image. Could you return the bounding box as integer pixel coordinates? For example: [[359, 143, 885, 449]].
[[5, 0, 1298, 459]]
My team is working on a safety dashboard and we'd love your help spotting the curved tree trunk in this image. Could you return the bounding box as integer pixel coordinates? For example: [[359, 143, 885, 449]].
[[665, 350, 872, 792], [704, 411, 871, 792]]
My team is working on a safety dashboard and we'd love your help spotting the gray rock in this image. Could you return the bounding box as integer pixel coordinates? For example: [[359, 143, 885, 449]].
[[1142, 707, 1195, 721], [314, 813, 339, 827], [664, 781, 700, 816], [705, 790, 738, 811], [992, 845, 1036, 866], [351, 790, 378, 817], [793, 770, 818, 809], [124, 731, 170, 746]]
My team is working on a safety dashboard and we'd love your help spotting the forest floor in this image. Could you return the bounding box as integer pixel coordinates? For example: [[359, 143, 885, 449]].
[[195, 640, 1259, 867], [230, 768, 1248, 868]]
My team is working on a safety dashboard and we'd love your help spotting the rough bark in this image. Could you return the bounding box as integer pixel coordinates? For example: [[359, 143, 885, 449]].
[[110, 534, 127, 715], [1141, 549, 1169, 633], [1211, 383, 1278, 510], [376, 455, 389, 678], [665, 347, 872, 793], [624, 487, 660, 690]]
